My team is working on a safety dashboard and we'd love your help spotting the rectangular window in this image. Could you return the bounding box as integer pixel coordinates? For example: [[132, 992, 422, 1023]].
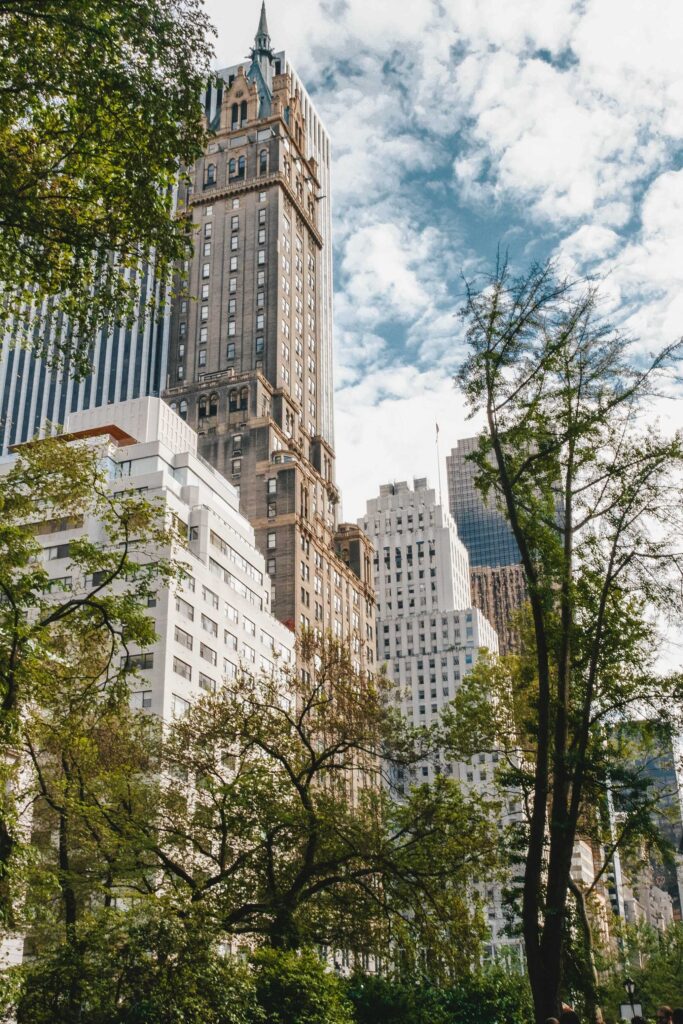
[[255, 336, 264, 353], [202, 263, 210, 279], [205, 205, 213, 217], [131, 690, 152, 709], [258, 228, 266, 244], [223, 659, 237, 680], [201, 613, 218, 637], [259, 208, 266, 224], [224, 630, 238, 650], [175, 596, 194, 621], [258, 250, 265, 265], [199, 672, 216, 693], [231, 459, 241, 475], [232, 197, 239, 209], [203, 241, 211, 256], [230, 256, 238, 271], [227, 342, 235, 360], [204, 222, 212, 238], [229, 277, 237, 293], [243, 616, 255, 636], [256, 314, 264, 329], [225, 602, 238, 623], [198, 350, 206, 366], [200, 326, 208, 343], [256, 291, 264, 307], [257, 270, 265, 285], [172, 693, 190, 717], [228, 298, 236, 314], [173, 656, 192, 681], [259, 190, 267, 202], [121, 652, 154, 671], [174, 625, 193, 650], [228, 320, 236, 336], [267, 531, 276, 549], [200, 305, 208, 322], [201, 283, 209, 300], [231, 215, 239, 230], [231, 235, 238, 251], [200, 642, 217, 666], [202, 585, 219, 610]]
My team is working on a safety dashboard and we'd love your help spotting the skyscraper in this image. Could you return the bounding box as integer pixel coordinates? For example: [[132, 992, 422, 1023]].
[[360, 478, 522, 958], [163, 8, 375, 657], [446, 437, 527, 655]]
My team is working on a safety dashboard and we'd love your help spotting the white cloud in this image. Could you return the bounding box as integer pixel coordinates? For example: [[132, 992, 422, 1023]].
[[335, 368, 484, 521]]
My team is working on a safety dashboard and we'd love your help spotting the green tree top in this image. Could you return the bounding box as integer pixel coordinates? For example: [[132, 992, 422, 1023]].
[[0, 0, 214, 372]]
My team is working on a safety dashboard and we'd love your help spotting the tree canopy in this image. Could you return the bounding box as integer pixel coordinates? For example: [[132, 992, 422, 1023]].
[[455, 257, 683, 1022], [0, 0, 214, 373]]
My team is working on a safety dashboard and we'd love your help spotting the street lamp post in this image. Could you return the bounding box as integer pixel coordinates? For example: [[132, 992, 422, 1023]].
[[624, 977, 636, 1018]]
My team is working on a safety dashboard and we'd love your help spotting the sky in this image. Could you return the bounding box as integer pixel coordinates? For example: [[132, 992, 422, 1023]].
[[204, 0, 683, 522]]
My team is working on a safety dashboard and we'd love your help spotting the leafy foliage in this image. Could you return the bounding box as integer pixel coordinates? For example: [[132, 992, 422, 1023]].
[[0, 0, 214, 372], [0, 436, 178, 927], [455, 257, 683, 1020]]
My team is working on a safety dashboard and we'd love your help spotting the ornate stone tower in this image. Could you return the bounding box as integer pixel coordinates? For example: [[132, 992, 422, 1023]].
[[164, 7, 375, 669]]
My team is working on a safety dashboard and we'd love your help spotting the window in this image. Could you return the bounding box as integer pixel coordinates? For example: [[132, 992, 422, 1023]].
[[232, 197, 239, 209], [259, 149, 268, 175], [199, 326, 208, 343], [239, 386, 248, 411], [228, 157, 236, 176], [259, 190, 267, 202], [258, 228, 266, 244], [175, 625, 193, 650], [227, 342, 235, 360], [200, 304, 208, 322], [256, 314, 264, 330], [231, 235, 238, 251], [198, 350, 206, 366], [228, 320, 236, 336], [230, 256, 237, 271], [267, 531, 276, 549], [243, 616, 255, 637], [233, 434, 242, 452], [204, 222, 212, 238], [238, 155, 245, 176], [267, 478, 277, 496], [255, 336, 264, 354], [225, 602, 238, 624], [259, 208, 266, 225], [172, 693, 190, 718], [202, 585, 219, 610], [240, 99, 247, 124], [231, 102, 238, 128], [205, 163, 216, 185], [229, 276, 237, 293], [231, 459, 241, 475], [205, 205, 213, 216], [201, 284, 209, 301], [201, 613, 218, 637], [256, 291, 264, 307], [267, 558, 276, 574], [209, 393, 218, 416], [173, 657, 192, 681], [122, 652, 154, 671], [224, 630, 237, 650], [131, 690, 152, 709], [179, 400, 187, 420], [203, 241, 211, 257], [199, 672, 216, 693], [229, 389, 238, 412], [258, 250, 265, 265], [200, 642, 217, 666], [231, 215, 239, 230]]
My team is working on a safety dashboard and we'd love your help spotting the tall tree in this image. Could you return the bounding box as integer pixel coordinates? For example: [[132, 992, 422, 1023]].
[[455, 258, 683, 1022], [0, 435, 177, 928], [0, 0, 213, 373], [109, 633, 500, 975]]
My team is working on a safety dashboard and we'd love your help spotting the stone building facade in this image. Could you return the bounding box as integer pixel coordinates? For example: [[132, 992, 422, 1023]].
[[163, 8, 375, 668]]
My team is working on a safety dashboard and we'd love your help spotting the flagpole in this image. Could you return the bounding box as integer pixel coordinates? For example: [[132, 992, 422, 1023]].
[[436, 422, 443, 508]]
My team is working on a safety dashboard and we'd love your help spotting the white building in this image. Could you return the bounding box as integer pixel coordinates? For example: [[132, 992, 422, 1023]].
[[360, 478, 521, 958], [53, 398, 296, 719]]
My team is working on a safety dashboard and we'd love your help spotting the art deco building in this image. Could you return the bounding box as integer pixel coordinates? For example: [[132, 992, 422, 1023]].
[[446, 437, 527, 655], [360, 477, 523, 959], [163, 8, 375, 665]]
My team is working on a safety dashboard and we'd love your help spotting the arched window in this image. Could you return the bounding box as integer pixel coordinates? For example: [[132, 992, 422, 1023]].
[[231, 102, 238, 128], [179, 400, 187, 421], [206, 163, 216, 185], [228, 158, 236, 177], [240, 100, 248, 124], [237, 155, 245, 177], [259, 149, 268, 176], [229, 389, 238, 413], [170, 402, 177, 413], [198, 395, 208, 418], [209, 393, 218, 417], [239, 386, 248, 411]]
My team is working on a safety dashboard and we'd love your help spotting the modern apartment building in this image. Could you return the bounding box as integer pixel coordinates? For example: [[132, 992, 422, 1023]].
[[446, 437, 527, 654], [163, 8, 375, 662], [360, 478, 522, 957], [40, 397, 295, 719]]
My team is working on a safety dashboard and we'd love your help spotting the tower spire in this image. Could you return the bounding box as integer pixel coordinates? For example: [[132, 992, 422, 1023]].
[[254, 1, 271, 54]]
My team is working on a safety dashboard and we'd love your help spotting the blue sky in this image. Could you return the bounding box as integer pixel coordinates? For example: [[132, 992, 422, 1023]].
[[205, 0, 683, 520]]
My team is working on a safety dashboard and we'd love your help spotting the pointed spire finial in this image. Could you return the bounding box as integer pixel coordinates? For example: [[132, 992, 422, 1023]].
[[254, 1, 271, 51]]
